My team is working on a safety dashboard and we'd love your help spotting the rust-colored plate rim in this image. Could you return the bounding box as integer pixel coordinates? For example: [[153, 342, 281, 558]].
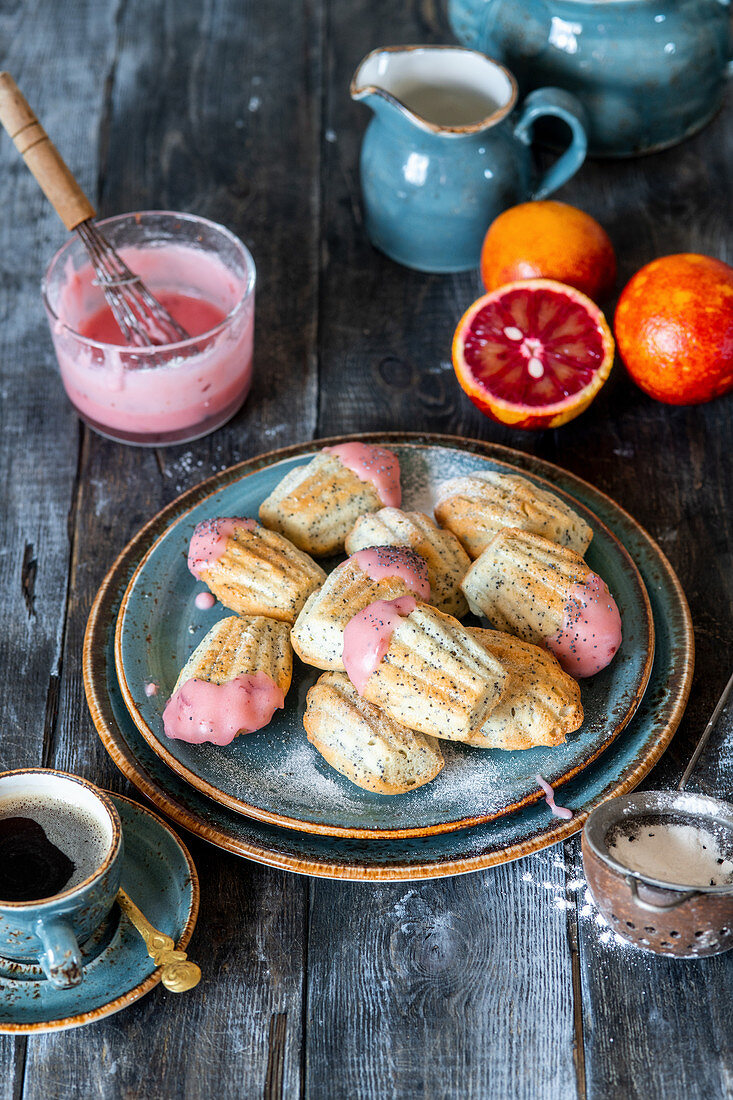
[[111, 441, 654, 839], [0, 792, 199, 1034], [83, 432, 694, 880]]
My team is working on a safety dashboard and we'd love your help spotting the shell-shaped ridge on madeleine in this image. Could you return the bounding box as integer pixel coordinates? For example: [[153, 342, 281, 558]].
[[290, 556, 421, 670], [359, 603, 509, 742], [173, 614, 293, 697], [344, 507, 470, 617], [461, 528, 590, 644], [435, 471, 593, 560], [304, 671, 444, 794], [198, 522, 325, 624], [258, 452, 384, 556], [465, 629, 583, 750]]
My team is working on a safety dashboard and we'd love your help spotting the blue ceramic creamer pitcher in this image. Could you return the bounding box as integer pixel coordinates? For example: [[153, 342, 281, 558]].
[[351, 46, 588, 272], [448, 0, 733, 156]]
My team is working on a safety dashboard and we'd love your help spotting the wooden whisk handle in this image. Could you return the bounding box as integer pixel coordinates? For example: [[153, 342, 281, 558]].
[[0, 72, 95, 231]]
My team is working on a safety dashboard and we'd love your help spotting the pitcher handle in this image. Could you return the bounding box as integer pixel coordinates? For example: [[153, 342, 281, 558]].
[[514, 87, 588, 200]]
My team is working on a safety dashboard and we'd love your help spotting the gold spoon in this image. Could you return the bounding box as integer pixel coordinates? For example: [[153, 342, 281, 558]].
[[117, 888, 201, 993]]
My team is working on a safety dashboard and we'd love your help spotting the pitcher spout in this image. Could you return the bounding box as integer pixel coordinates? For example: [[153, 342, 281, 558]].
[[350, 49, 409, 122], [350, 45, 518, 136]]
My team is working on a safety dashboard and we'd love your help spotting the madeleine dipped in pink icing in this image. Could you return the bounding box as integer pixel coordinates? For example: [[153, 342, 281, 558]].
[[187, 517, 325, 624], [258, 444, 402, 555], [342, 595, 417, 694], [461, 528, 622, 677], [188, 517, 257, 578], [344, 507, 470, 617], [351, 546, 430, 600], [163, 615, 292, 745], [290, 546, 430, 671], [546, 574, 622, 678], [163, 673, 285, 746], [322, 443, 401, 507], [340, 598, 508, 742]]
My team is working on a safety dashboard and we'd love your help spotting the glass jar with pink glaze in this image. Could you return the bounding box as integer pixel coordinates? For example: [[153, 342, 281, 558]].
[[42, 211, 255, 445]]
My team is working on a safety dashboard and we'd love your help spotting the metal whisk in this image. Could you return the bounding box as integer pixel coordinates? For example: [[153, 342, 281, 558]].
[[0, 73, 189, 347], [74, 220, 187, 346]]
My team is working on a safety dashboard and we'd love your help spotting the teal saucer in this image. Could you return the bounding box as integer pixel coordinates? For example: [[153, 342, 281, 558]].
[[0, 794, 199, 1034]]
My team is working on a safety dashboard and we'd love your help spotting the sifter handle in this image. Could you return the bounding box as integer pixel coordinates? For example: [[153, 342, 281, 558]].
[[0, 71, 95, 230], [678, 667, 733, 791]]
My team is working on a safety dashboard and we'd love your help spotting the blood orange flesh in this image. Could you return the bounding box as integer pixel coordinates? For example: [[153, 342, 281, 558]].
[[453, 280, 615, 430]]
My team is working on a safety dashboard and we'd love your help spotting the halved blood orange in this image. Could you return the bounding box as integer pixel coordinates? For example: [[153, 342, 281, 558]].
[[452, 279, 615, 430]]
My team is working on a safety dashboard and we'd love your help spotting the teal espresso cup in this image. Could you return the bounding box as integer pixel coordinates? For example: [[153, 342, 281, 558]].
[[0, 769, 123, 988], [351, 45, 588, 272]]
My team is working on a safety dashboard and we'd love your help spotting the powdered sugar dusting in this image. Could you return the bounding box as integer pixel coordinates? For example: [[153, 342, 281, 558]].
[[608, 823, 733, 887]]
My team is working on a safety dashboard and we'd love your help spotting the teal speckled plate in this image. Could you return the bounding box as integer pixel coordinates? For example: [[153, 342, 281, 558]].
[[114, 441, 653, 839], [0, 793, 199, 1034], [86, 435, 692, 880]]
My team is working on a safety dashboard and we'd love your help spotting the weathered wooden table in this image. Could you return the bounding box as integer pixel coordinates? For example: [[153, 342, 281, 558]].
[[1, 2, 731, 1096]]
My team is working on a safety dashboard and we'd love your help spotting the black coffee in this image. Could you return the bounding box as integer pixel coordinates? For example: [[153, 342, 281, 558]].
[[0, 817, 75, 901], [0, 795, 111, 903]]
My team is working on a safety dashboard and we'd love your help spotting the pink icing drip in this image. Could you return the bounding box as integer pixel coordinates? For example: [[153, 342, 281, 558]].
[[162, 672, 285, 745], [195, 591, 216, 610], [144, 682, 158, 697], [323, 443, 401, 507], [536, 775, 573, 820], [187, 517, 257, 578], [546, 573, 622, 678], [342, 595, 417, 695], [352, 546, 430, 600]]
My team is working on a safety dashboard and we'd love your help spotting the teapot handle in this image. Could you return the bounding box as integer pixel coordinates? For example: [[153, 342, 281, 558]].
[[514, 87, 588, 200]]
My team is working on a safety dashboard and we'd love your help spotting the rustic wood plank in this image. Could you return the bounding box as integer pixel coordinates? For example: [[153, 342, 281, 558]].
[[0, 0, 110, 768], [0, 1036, 24, 1100], [13, 0, 320, 1094], [306, 855, 578, 1099], [0, 0, 117, 1088]]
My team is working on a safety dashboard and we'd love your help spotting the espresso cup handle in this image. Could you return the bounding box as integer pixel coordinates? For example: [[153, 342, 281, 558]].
[[514, 87, 588, 200], [36, 916, 83, 988]]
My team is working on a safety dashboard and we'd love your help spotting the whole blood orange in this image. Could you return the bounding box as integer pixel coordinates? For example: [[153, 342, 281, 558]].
[[480, 201, 617, 303], [614, 254, 733, 405], [452, 279, 615, 430]]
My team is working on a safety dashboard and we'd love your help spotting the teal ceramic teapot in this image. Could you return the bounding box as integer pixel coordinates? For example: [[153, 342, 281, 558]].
[[448, 0, 732, 156], [351, 46, 588, 272]]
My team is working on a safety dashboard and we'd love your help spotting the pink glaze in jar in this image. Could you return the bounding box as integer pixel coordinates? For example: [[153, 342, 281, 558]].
[[342, 595, 417, 694], [187, 517, 257, 578], [42, 212, 256, 446], [352, 546, 430, 600], [323, 443, 401, 506], [546, 573, 623, 678], [162, 673, 285, 745]]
